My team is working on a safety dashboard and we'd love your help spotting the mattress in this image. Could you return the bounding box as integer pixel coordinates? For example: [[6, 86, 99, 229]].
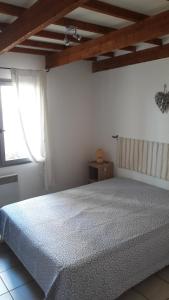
[[0, 178, 169, 300]]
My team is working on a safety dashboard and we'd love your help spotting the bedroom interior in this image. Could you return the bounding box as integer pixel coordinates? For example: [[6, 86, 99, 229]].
[[0, 0, 169, 299]]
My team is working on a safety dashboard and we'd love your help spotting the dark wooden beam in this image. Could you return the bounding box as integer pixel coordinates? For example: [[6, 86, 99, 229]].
[[46, 10, 169, 69], [0, 2, 24, 16], [0, 0, 88, 53], [0, 22, 9, 31], [92, 44, 169, 72], [10, 47, 53, 56], [35, 29, 89, 43], [81, 0, 147, 22], [21, 40, 66, 51], [56, 17, 113, 34]]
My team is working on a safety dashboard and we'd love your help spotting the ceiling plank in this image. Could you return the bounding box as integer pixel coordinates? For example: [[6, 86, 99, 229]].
[[46, 10, 169, 69], [21, 40, 66, 51], [35, 29, 89, 43], [92, 43, 169, 72], [0, 2, 24, 16], [0, 0, 88, 53], [10, 47, 53, 56], [81, 0, 147, 22]]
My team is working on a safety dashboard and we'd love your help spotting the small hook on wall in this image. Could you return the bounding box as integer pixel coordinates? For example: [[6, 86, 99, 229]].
[[112, 134, 119, 140]]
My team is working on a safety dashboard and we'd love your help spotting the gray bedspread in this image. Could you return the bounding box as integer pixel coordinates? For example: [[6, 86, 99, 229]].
[[1, 178, 169, 300]]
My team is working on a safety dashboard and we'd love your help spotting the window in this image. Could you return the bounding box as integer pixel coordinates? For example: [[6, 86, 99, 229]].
[[0, 81, 30, 167]]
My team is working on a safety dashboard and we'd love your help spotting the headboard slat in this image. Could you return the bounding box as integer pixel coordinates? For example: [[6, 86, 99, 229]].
[[118, 138, 169, 181]]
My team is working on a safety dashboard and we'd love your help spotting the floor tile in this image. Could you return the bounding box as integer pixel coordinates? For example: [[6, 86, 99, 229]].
[[0, 244, 19, 273], [134, 275, 169, 300], [0, 265, 32, 291], [157, 266, 169, 283], [11, 282, 44, 300], [117, 289, 146, 300], [0, 293, 12, 300], [0, 278, 8, 296]]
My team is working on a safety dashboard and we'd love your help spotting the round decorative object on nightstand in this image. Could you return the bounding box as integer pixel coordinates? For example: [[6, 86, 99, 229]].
[[96, 148, 104, 164]]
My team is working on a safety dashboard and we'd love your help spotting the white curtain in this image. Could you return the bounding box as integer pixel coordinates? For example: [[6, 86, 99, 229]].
[[11, 69, 56, 190]]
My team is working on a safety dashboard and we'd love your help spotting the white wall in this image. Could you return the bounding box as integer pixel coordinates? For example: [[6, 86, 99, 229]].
[[92, 58, 169, 189], [47, 61, 94, 191], [2, 51, 168, 200], [0, 52, 46, 200]]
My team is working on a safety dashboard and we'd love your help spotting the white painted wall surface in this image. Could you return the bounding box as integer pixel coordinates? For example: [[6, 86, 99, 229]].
[[47, 61, 94, 191], [92, 58, 169, 189]]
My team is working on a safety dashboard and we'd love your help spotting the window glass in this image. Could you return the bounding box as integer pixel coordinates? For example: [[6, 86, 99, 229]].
[[1, 85, 30, 162]]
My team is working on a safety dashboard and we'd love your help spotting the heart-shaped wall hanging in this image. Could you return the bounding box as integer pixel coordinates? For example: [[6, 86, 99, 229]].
[[155, 84, 169, 113]]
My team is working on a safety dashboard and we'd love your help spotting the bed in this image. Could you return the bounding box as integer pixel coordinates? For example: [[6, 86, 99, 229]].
[[1, 177, 169, 300]]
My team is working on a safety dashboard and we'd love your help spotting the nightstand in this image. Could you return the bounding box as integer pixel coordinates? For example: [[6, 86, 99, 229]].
[[88, 161, 113, 183]]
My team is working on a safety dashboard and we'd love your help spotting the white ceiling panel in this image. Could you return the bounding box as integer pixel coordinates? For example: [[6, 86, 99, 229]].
[[30, 36, 66, 45], [30, 36, 77, 47], [101, 0, 169, 15], [67, 7, 133, 29], [0, 13, 16, 23], [17, 45, 56, 52], [0, 0, 37, 8]]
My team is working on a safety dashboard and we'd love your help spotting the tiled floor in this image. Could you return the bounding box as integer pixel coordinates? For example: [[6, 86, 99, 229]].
[[0, 243, 44, 300], [1, 243, 169, 300]]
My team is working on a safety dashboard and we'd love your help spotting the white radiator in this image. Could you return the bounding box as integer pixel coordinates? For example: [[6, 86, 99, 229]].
[[0, 174, 19, 207]]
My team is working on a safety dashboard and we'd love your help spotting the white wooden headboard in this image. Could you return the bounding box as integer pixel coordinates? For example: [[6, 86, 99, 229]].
[[117, 138, 169, 181]]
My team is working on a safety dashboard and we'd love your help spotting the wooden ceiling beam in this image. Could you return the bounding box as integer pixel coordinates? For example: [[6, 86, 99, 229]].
[[0, 22, 9, 31], [0, 2, 24, 16], [81, 0, 147, 22], [10, 47, 53, 56], [56, 17, 113, 34], [21, 40, 66, 51], [35, 29, 89, 43], [92, 43, 169, 72], [46, 10, 169, 68], [0, 0, 88, 53]]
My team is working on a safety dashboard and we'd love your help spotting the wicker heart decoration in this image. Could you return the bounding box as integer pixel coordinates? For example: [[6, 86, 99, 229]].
[[155, 85, 169, 113]]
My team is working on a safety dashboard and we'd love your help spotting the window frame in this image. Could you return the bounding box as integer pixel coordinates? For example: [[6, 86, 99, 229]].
[[0, 79, 31, 167]]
